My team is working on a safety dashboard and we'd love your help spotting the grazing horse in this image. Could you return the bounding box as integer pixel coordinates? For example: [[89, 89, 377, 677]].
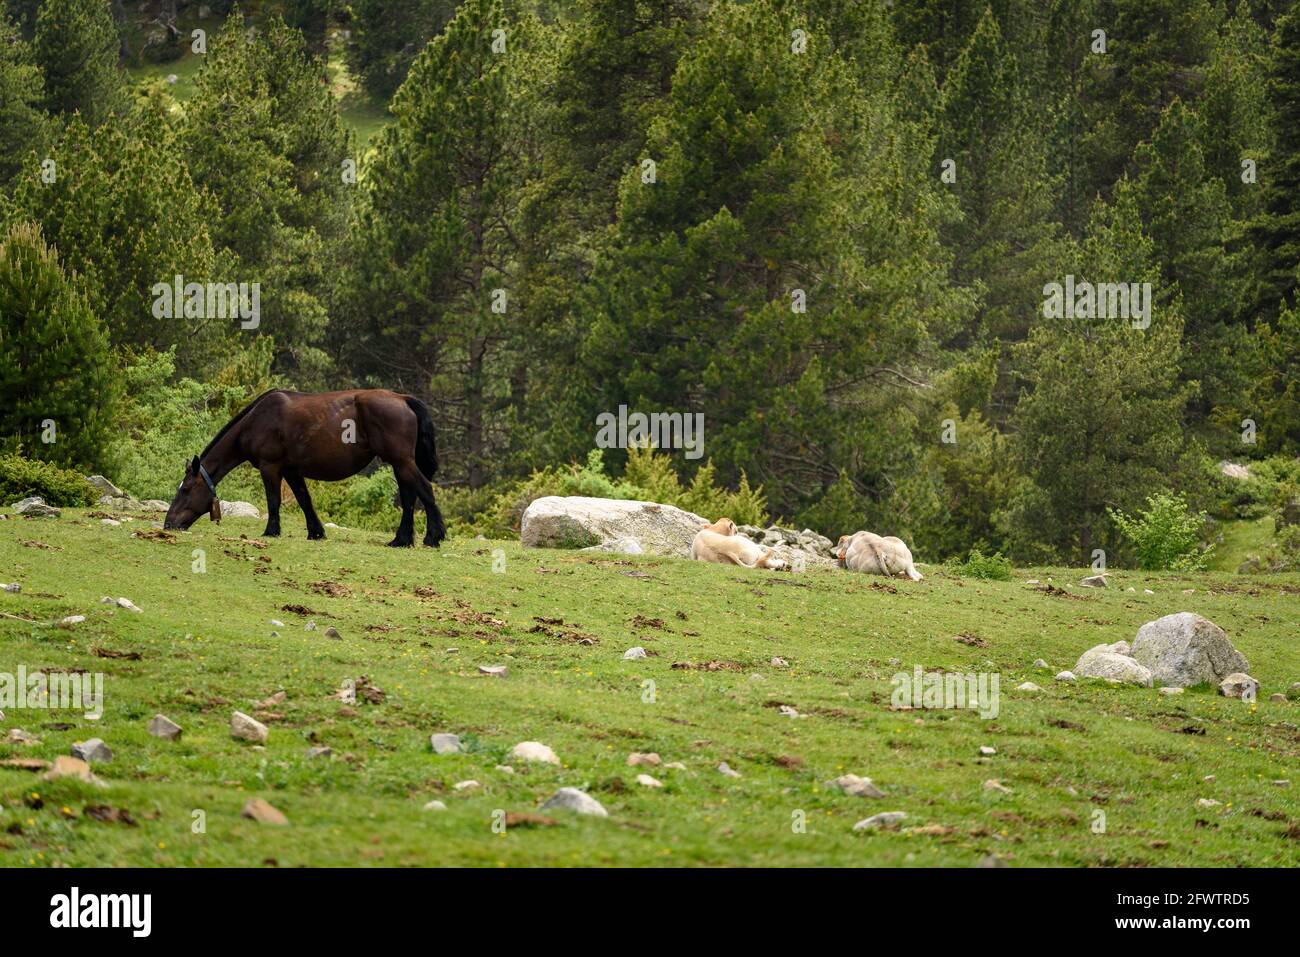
[[164, 389, 446, 547]]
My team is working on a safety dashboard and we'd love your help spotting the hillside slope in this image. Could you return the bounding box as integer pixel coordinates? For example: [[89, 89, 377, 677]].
[[1, 511, 1298, 866]]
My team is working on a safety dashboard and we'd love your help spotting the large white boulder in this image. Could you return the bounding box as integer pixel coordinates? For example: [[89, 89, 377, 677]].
[[1130, 613, 1249, 688], [1074, 641, 1154, 686], [220, 500, 261, 520], [521, 496, 708, 557]]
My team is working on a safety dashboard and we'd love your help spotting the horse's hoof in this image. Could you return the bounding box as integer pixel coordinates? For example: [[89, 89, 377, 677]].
[[308, 530, 326, 541], [263, 529, 281, 538], [423, 538, 441, 548], [387, 538, 414, 548]]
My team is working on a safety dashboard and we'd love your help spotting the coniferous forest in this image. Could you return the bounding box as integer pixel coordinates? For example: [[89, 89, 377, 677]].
[[3, 0, 1299, 570]]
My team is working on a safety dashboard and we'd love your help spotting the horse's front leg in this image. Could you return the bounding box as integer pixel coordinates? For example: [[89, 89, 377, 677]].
[[259, 467, 282, 537]]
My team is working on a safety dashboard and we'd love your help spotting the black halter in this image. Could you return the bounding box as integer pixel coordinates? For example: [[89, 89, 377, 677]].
[[198, 463, 218, 496]]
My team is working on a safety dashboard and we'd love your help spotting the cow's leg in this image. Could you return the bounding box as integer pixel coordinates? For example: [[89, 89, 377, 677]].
[[387, 477, 416, 547], [259, 467, 282, 537], [284, 472, 326, 540]]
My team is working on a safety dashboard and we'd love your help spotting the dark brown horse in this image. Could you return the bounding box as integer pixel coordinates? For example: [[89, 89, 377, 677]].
[[164, 389, 445, 547]]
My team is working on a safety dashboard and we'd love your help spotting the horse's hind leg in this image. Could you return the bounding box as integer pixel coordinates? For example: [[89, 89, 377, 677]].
[[392, 459, 445, 547], [387, 479, 416, 548], [284, 472, 326, 540], [259, 467, 282, 537]]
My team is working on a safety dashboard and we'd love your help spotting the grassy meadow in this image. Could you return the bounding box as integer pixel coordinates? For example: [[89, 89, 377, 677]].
[[1, 509, 1298, 867]]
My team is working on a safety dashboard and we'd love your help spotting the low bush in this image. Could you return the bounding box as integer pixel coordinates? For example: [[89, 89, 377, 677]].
[[945, 546, 1014, 580], [0, 452, 98, 507], [1109, 492, 1212, 571]]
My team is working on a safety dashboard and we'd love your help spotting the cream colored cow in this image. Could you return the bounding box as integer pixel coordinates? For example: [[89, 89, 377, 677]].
[[690, 518, 787, 570], [834, 531, 923, 581]]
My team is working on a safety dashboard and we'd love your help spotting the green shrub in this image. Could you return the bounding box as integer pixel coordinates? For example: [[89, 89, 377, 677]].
[[0, 452, 98, 507], [946, 546, 1014, 580], [1109, 492, 1212, 571], [302, 469, 400, 531]]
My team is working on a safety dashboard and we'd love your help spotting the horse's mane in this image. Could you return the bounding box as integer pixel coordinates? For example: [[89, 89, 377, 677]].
[[201, 390, 279, 456]]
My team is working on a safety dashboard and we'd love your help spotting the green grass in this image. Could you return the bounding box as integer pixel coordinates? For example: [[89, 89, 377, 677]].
[[2, 511, 1299, 867], [1207, 517, 1279, 573]]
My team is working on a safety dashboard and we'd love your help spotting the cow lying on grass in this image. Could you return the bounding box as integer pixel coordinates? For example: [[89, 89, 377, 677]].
[[690, 518, 787, 570], [835, 531, 924, 581]]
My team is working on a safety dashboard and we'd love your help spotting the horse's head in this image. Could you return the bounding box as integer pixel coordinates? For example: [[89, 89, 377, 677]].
[[164, 456, 221, 530]]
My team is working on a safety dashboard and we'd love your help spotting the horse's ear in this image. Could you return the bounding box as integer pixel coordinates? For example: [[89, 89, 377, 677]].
[[187, 456, 199, 476]]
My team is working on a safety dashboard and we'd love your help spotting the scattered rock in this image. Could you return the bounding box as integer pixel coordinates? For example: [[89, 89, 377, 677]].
[[717, 761, 742, 778], [1196, 798, 1221, 809], [452, 780, 480, 791], [306, 746, 332, 759], [1079, 574, 1108, 588], [323, 625, 341, 640], [635, 773, 663, 788], [979, 746, 997, 756], [509, 741, 560, 765], [1158, 687, 1185, 696], [1130, 613, 1249, 688], [478, 664, 508, 677], [984, 779, 1012, 793], [101, 518, 120, 527], [853, 811, 907, 831], [85, 475, 126, 498], [626, 752, 661, 767], [623, 646, 647, 660], [1073, 642, 1153, 686], [541, 787, 608, 816], [521, 495, 708, 556], [13, 496, 60, 517], [42, 755, 103, 785], [664, 762, 686, 770], [71, 738, 113, 763], [1055, 671, 1076, 682], [1218, 673, 1259, 700], [771, 657, 789, 667], [219, 500, 260, 519], [6, 729, 39, 745], [495, 765, 514, 774], [580, 535, 644, 555], [58, 615, 86, 627], [826, 774, 885, 798], [1032, 658, 1049, 669], [270, 619, 284, 628], [1269, 693, 1287, 703], [430, 733, 462, 755], [305, 621, 317, 632], [423, 800, 447, 811], [241, 798, 288, 825], [230, 711, 268, 743], [1017, 682, 1043, 692]]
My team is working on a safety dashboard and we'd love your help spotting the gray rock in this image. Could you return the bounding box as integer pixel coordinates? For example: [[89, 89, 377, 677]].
[[1269, 693, 1287, 703], [478, 664, 508, 677], [826, 774, 885, 798], [430, 733, 462, 755], [1016, 681, 1043, 692], [509, 741, 559, 765], [230, 711, 268, 743], [148, 714, 182, 741], [1055, 670, 1077, 682], [85, 475, 126, 498], [217, 500, 259, 519], [1218, 672, 1259, 700], [71, 738, 113, 763], [1130, 613, 1249, 688], [979, 746, 997, 756], [13, 496, 60, 517], [1158, 687, 1185, 696], [717, 761, 742, 778], [1073, 642, 1153, 686], [541, 787, 608, 817], [623, 646, 648, 660], [3, 582, 20, 593], [1079, 574, 1109, 588], [323, 625, 341, 640], [1032, 658, 1049, 669], [580, 536, 644, 555], [423, 800, 447, 811], [521, 496, 708, 557], [139, 499, 170, 510], [853, 811, 907, 830], [306, 746, 332, 759]]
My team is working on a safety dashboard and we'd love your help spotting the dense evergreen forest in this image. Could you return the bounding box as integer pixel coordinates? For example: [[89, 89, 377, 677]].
[[2, 0, 1298, 567]]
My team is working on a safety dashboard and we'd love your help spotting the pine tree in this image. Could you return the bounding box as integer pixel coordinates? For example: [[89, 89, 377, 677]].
[[0, 11, 47, 185], [1243, 6, 1300, 316], [348, 0, 458, 98], [182, 12, 355, 382], [3, 110, 225, 374], [579, 0, 967, 517], [341, 0, 526, 488], [0, 221, 117, 469], [1009, 185, 1194, 563], [32, 0, 122, 126]]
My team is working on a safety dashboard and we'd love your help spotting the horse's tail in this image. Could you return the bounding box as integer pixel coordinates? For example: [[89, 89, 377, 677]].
[[405, 397, 438, 479]]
